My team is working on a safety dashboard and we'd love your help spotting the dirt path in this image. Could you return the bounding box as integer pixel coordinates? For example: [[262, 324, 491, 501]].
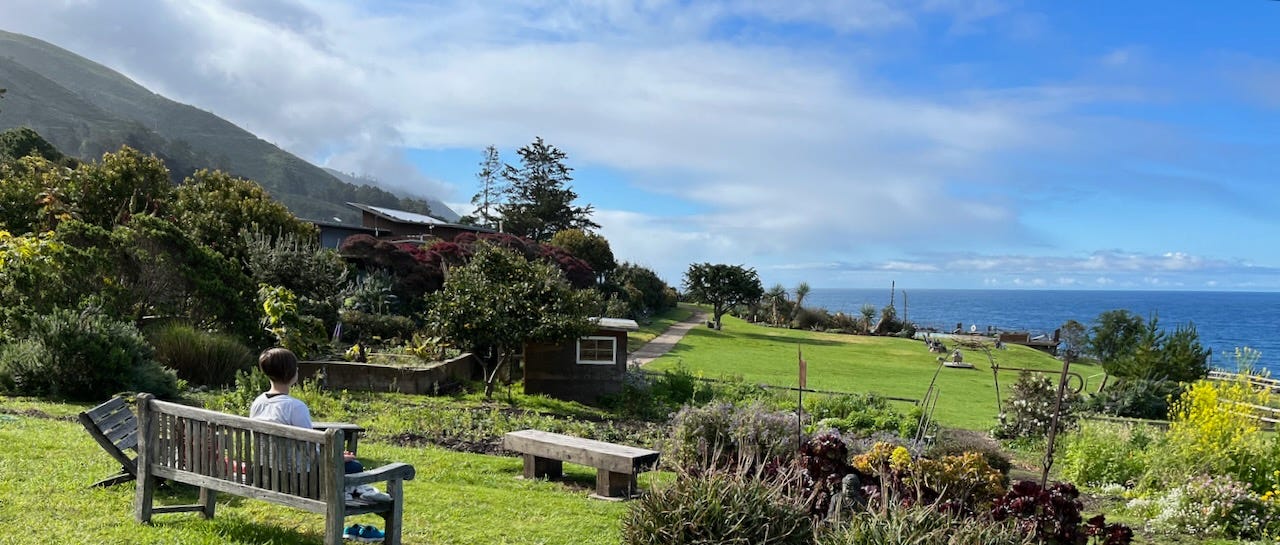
[[630, 309, 709, 366]]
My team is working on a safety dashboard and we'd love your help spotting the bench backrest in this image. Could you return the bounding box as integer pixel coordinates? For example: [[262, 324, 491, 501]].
[[137, 396, 345, 513], [80, 397, 140, 471]]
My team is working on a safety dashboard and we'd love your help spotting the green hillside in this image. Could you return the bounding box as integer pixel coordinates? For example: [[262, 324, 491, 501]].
[[0, 29, 445, 223]]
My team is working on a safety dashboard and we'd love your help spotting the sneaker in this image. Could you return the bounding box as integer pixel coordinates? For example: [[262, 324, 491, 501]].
[[353, 483, 392, 503], [342, 524, 363, 540], [356, 524, 386, 543]]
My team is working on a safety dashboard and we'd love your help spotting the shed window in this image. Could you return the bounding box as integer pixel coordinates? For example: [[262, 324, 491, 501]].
[[577, 336, 617, 365]]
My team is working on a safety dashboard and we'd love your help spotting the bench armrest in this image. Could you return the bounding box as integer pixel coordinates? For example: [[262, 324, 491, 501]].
[[344, 462, 416, 486]]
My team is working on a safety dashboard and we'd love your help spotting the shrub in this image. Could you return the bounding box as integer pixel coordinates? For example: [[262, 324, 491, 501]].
[[664, 402, 799, 471], [259, 284, 329, 359], [621, 468, 812, 545], [1082, 377, 1179, 420], [990, 480, 1133, 545], [1, 308, 176, 400], [207, 366, 272, 415], [1142, 375, 1279, 493], [993, 370, 1078, 439], [807, 392, 920, 438], [852, 441, 1005, 514], [147, 323, 254, 387], [338, 309, 417, 346], [925, 428, 1013, 476], [1127, 473, 1279, 539], [915, 451, 1006, 512], [816, 504, 1034, 545], [1059, 420, 1153, 488]]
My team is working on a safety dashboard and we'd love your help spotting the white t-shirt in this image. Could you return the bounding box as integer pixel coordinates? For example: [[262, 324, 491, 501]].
[[249, 393, 312, 429]]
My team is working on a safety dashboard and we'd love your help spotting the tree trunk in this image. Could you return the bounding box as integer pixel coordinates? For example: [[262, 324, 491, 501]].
[[483, 346, 506, 399]]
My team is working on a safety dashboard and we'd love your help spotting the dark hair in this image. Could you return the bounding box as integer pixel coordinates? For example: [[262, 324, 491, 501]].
[[258, 348, 298, 383]]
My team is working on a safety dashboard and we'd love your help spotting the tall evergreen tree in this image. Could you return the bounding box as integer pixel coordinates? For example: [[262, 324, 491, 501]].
[[497, 137, 598, 241], [468, 145, 503, 228]]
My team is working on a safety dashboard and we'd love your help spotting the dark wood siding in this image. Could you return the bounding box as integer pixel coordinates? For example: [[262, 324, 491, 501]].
[[523, 329, 628, 403]]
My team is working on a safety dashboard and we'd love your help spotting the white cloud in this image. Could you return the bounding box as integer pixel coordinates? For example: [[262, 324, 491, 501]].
[[7, 0, 1264, 289]]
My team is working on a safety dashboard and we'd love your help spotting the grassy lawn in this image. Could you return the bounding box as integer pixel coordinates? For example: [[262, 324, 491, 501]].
[[646, 313, 1101, 431], [626, 304, 694, 353], [0, 404, 638, 545]]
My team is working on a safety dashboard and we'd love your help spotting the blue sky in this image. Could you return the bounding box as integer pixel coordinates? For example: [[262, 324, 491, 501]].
[[4, 1, 1279, 290]]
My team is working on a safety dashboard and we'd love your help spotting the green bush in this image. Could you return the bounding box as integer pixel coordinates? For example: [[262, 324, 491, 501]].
[[339, 309, 417, 345], [807, 392, 920, 438], [206, 366, 272, 415], [817, 504, 1033, 545], [664, 402, 799, 471], [1060, 420, 1153, 488], [993, 370, 1078, 439], [622, 469, 812, 545], [147, 323, 254, 387], [0, 308, 176, 400], [1083, 378, 1179, 420]]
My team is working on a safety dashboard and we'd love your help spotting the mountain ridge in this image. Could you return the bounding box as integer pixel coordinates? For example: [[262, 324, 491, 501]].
[[0, 29, 456, 222]]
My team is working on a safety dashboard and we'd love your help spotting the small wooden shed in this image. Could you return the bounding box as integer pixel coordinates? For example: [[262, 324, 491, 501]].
[[523, 317, 640, 403]]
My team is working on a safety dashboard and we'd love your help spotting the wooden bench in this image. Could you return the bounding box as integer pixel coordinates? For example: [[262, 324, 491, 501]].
[[502, 429, 659, 499], [132, 393, 415, 545], [80, 397, 368, 489]]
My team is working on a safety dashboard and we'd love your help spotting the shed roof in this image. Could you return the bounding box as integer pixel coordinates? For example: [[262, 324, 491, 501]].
[[593, 317, 639, 332]]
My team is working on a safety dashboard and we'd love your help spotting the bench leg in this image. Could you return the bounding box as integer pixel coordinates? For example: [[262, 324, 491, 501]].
[[383, 479, 405, 545], [523, 455, 562, 479], [595, 469, 636, 499], [199, 487, 216, 519]]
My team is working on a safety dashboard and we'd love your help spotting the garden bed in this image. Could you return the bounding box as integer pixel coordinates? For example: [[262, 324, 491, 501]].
[[298, 353, 482, 395]]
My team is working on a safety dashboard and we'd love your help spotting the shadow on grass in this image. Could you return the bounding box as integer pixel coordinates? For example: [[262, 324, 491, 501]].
[[693, 329, 851, 348]]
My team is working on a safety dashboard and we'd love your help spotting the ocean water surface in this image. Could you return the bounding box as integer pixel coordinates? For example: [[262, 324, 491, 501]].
[[805, 289, 1280, 374]]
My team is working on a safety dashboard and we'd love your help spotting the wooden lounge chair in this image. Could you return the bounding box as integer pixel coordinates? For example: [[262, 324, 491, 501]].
[[79, 396, 141, 488]]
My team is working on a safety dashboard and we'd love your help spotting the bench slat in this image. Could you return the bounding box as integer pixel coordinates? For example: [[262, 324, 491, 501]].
[[86, 397, 128, 421], [152, 466, 329, 514]]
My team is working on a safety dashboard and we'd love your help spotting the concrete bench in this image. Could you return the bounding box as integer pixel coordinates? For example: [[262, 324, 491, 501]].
[[502, 429, 659, 499], [132, 394, 415, 545]]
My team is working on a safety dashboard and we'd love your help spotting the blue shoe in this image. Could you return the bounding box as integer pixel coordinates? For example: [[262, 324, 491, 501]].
[[357, 524, 386, 543], [343, 524, 363, 540]]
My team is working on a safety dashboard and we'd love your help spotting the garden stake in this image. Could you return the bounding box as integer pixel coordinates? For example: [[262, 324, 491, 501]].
[[1040, 357, 1073, 488]]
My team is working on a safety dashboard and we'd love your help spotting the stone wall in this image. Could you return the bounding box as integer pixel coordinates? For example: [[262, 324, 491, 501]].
[[298, 353, 481, 395]]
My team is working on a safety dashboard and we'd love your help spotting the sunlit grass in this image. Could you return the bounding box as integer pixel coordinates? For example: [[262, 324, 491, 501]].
[[0, 406, 636, 545], [646, 313, 1099, 431]]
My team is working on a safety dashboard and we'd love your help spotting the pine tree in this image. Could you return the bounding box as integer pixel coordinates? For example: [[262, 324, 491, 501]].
[[496, 137, 598, 241], [469, 145, 502, 228]]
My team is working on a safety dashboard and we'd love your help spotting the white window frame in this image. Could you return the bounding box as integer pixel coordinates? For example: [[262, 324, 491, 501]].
[[576, 336, 617, 365]]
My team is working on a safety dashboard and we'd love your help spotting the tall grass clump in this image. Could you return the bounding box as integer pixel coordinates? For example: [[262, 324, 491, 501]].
[[664, 401, 799, 471], [147, 323, 254, 387], [816, 503, 1034, 545], [622, 463, 811, 545]]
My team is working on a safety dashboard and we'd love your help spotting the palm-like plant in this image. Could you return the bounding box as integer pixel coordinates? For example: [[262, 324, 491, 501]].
[[765, 284, 788, 327], [789, 282, 811, 327]]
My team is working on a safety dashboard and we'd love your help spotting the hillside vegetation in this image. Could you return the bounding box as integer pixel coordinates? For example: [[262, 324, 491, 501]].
[[0, 29, 445, 222]]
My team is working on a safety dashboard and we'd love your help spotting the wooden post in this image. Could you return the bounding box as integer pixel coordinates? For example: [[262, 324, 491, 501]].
[[133, 394, 156, 524], [1040, 358, 1073, 488], [384, 478, 405, 545], [322, 429, 345, 545]]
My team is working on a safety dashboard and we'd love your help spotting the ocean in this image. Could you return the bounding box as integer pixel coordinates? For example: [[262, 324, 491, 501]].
[[804, 289, 1280, 375]]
